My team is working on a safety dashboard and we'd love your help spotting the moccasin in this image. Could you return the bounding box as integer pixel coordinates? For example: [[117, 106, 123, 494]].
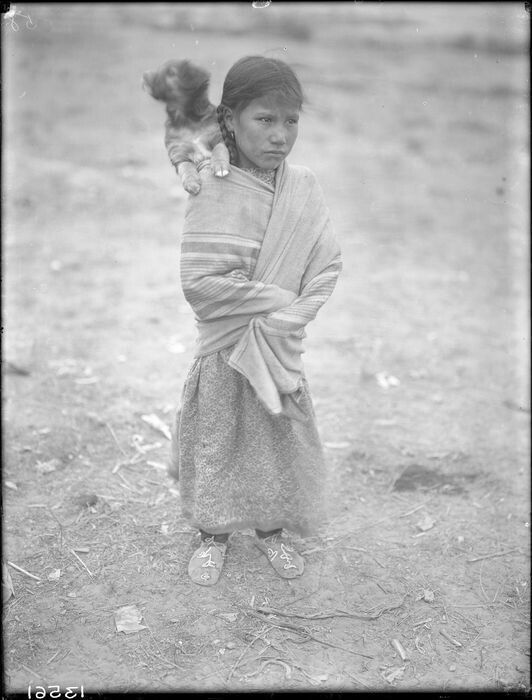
[[255, 532, 304, 578], [188, 537, 227, 586]]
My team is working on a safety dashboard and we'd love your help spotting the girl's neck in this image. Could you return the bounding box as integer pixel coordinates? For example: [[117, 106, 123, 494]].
[[236, 160, 276, 173], [239, 164, 277, 186]]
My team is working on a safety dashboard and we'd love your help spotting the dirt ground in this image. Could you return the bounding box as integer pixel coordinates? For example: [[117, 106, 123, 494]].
[[2, 2, 530, 694]]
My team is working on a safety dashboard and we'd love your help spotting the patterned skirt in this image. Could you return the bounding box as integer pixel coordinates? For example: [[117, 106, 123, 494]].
[[170, 347, 326, 537]]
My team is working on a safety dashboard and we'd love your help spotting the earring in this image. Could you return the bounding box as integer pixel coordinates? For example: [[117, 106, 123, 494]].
[[230, 131, 235, 140]]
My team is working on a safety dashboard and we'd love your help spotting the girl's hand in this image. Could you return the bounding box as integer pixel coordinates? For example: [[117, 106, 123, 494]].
[[227, 269, 248, 280]]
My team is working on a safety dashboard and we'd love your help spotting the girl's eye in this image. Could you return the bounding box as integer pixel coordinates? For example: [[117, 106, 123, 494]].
[[259, 117, 272, 123]]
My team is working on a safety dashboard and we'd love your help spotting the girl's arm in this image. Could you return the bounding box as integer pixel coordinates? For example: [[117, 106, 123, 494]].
[[180, 233, 296, 321], [264, 239, 342, 332]]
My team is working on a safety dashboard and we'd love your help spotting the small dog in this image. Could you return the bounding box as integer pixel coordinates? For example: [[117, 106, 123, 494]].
[[142, 59, 230, 194]]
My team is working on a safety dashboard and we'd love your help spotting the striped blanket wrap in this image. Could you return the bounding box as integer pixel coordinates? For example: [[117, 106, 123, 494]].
[[180, 161, 342, 420]]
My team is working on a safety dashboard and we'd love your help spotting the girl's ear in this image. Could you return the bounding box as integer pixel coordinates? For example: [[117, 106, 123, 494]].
[[224, 107, 236, 134]]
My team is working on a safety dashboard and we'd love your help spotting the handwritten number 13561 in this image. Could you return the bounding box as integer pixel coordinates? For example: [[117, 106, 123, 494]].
[[28, 686, 84, 699]]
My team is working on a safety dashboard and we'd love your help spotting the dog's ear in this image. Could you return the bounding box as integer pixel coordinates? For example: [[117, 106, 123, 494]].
[[190, 94, 212, 118], [178, 60, 211, 93], [177, 60, 212, 118]]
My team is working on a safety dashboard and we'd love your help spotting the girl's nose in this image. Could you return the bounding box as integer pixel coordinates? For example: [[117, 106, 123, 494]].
[[270, 128, 287, 145]]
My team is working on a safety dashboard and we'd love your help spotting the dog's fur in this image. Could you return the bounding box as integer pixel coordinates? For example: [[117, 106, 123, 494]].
[[142, 59, 230, 194]]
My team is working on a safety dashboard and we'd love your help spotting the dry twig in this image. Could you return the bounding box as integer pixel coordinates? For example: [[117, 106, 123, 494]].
[[346, 500, 437, 533], [391, 638, 410, 660], [451, 602, 503, 608], [112, 452, 144, 474], [143, 643, 184, 672], [466, 548, 520, 563], [115, 470, 143, 493], [478, 561, 488, 602], [7, 561, 41, 581], [413, 617, 432, 627], [20, 663, 45, 680], [439, 628, 463, 648], [46, 650, 60, 665], [70, 549, 93, 578], [344, 668, 371, 689], [255, 597, 404, 622], [106, 422, 127, 456], [227, 625, 273, 681], [244, 608, 374, 659], [242, 658, 292, 680], [398, 503, 430, 518], [350, 516, 393, 533]]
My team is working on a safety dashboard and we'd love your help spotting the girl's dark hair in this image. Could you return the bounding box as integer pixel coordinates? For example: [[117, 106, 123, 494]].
[[216, 56, 304, 165]]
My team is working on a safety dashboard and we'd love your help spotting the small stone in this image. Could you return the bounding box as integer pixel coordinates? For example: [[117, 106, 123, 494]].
[[75, 492, 98, 507], [423, 589, 435, 603], [449, 665, 456, 672]]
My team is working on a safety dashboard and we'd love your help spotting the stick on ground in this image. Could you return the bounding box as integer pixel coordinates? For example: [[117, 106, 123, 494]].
[[70, 549, 93, 578], [466, 548, 520, 563], [106, 422, 127, 456], [255, 597, 405, 621], [439, 628, 463, 647], [7, 561, 41, 581], [20, 663, 46, 680], [227, 625, 273, 681], [245, 608, 374, 659]]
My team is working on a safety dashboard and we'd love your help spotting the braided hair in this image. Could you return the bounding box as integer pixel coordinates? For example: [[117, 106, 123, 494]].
[[216, 56, 304, 166], [216, 104, 238, 164]]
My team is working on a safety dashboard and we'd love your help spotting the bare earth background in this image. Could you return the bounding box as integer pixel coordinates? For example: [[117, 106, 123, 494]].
[[2, 2, 530, 694]]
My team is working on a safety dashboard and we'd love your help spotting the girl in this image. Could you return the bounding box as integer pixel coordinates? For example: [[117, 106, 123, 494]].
[[171, 56, 342, 586]]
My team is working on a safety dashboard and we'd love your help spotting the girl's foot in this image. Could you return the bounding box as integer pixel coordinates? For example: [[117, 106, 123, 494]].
[[188, 537, 227, 586], [255, 531, 304, 578]]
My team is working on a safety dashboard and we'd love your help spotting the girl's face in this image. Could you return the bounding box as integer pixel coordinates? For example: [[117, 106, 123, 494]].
[[225, 93, 300, 171]]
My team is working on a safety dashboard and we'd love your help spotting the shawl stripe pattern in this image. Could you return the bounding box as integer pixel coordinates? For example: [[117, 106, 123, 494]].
[[181, 233, 287, 319]]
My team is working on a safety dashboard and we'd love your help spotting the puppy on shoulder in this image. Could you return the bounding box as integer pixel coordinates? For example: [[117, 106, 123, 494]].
[[142, 59, 230, 195]]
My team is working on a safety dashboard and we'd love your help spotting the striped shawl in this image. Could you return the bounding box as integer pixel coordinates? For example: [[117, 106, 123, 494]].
[[180, 161, 342, 420]]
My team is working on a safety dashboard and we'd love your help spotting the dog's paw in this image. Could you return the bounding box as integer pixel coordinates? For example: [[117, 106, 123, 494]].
[[183, 178, 201, 195], [178, 161, 202, 195], [211, 142, 231, 178], [214, 167, 229, 177], [212, 160, 230, 178]]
